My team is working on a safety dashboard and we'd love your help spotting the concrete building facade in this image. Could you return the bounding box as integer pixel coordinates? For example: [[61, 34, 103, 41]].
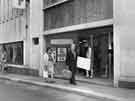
[[40, 0, 114, 86], [0, 0, 135, 88], [0, 0, 30, 66]]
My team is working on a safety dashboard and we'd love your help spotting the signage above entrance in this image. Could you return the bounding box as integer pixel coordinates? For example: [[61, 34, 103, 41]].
[[51, 39, 73, 45]]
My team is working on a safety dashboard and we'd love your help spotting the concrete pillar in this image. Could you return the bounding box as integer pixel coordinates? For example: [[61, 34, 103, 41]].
[[23, 1, 30, 66], [39, 35, 46, 77], [114, 0, 135, 87], [29, 0, 43, 70]]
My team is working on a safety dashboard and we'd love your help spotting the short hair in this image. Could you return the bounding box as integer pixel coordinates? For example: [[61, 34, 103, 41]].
[[46, 47, 51, 52], [2, 45, 7, 52]]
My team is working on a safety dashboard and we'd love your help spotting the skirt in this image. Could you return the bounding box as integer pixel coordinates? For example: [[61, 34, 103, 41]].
[[48, 61, 54, 74]]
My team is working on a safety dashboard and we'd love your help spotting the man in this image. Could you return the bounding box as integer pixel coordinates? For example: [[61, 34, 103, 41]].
[[66, 43, 77, 85], [86, 46, 93, 78]]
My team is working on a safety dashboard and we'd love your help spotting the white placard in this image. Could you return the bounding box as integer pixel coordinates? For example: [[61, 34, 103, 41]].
[[77, 56, 91, 71]]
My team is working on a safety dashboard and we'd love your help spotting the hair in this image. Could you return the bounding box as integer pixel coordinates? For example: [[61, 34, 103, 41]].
[[2, 45, 7, 52], [46, 47, 51, 52]]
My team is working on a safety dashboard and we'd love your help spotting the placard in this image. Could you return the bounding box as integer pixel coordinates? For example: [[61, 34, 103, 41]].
[[77, 56, 91, 70]]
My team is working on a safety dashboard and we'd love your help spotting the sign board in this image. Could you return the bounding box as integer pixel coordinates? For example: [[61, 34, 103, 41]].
[[12, 0, 26, 9], [77, 56, 91, 71], [51, 39, 73, 45], [57, 48, 67, 61]]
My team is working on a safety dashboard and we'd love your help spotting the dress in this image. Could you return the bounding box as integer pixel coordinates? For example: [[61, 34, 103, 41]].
[[0, 51, 7, 72], [43, 52, 49, 71], [48, 53, 54, 74]]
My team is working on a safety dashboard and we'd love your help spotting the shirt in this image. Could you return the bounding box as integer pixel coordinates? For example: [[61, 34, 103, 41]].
[[43, 52, 49, 66]]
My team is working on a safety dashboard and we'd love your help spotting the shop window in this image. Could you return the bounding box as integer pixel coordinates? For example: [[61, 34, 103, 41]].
[[2, 41, 24, 65], [32, 37, 39, 45]]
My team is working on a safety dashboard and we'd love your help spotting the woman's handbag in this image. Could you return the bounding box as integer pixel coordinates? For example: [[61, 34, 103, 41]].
[[62, 69, 72, 79]]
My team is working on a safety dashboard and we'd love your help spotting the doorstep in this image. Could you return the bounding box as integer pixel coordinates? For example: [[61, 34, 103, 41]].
[[5, 65, 113, 87]]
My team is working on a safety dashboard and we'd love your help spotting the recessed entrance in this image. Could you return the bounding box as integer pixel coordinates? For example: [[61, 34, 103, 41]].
[[77, 32, 113, 81], [44, 26, 114, 86]]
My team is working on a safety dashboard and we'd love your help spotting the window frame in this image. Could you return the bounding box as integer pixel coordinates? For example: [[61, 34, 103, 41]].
[[43, 0, 72, 10]]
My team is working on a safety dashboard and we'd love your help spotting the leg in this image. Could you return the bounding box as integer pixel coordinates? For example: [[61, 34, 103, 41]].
[[50, 72, 53, 79], [86, 70, 89, 77], [90, 68, 93, 78], [71, 70, 76, 85], [1, 63, 4, 73]]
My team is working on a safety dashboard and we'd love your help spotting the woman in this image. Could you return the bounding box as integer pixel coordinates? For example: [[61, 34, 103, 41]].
[[44, 47, 55, 80], [47, 48, 55, 79]]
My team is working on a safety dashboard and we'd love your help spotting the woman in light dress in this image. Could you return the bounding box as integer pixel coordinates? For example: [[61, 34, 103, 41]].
[[43, 47, 55, 80]]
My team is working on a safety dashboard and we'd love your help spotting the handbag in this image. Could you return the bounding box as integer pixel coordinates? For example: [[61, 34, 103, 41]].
[[62, 69, 72, 79]]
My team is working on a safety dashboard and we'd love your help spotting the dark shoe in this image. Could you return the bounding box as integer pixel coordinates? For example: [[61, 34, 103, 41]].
[[69, 79, 72, 84], [49, 80, 56, 83], [70, 82, 77, 85]]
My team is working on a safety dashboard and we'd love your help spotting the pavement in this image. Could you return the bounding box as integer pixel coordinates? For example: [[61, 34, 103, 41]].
[[0, 79, 102, 101], [0, 73, 135, 101]]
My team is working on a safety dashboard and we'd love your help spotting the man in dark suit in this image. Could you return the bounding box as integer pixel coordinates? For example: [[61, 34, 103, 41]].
[[66, 43, 77, 85]]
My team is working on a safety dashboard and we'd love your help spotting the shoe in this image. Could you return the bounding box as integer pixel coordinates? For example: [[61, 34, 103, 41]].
[[72, 82, 77, 85]]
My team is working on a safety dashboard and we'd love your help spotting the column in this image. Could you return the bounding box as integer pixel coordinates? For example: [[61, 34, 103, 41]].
[[39, 35, 46, 77], [114, 0, 135, 88]]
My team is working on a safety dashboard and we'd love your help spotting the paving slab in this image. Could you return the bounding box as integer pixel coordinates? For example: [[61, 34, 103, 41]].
[[0, 73, 135, 101]]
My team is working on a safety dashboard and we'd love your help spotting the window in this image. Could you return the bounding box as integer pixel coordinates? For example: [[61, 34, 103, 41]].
[[32, 37, 39, 45], [0, 41, 24, 65]]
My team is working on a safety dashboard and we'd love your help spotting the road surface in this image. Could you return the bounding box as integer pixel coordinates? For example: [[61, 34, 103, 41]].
[[0, 79, 112, 101]]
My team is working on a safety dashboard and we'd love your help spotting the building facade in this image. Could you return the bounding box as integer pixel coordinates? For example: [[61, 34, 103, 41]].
[[0, 0, 135, 88], [41, 0, 114, 84], [0, 0, 30, 66]]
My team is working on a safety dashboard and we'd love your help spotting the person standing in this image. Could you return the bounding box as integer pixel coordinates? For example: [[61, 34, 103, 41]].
[[0, 45, 7, 72], [66, 43, 77, 85], [43, 48, 49, 80], [47, 48, 55, 79], [43, 47, 55, 81], [86, 47, 93, 78]]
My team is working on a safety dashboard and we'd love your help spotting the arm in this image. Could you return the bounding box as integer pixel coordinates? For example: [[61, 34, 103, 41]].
[[66, 52, 70, 66]]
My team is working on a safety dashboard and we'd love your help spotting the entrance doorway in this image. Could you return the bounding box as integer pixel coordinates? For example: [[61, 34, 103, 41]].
[[77, 32, 113, 80]]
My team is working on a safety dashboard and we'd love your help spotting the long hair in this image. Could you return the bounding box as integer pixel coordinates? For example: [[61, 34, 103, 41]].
[[2, 45, 7, 52]]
